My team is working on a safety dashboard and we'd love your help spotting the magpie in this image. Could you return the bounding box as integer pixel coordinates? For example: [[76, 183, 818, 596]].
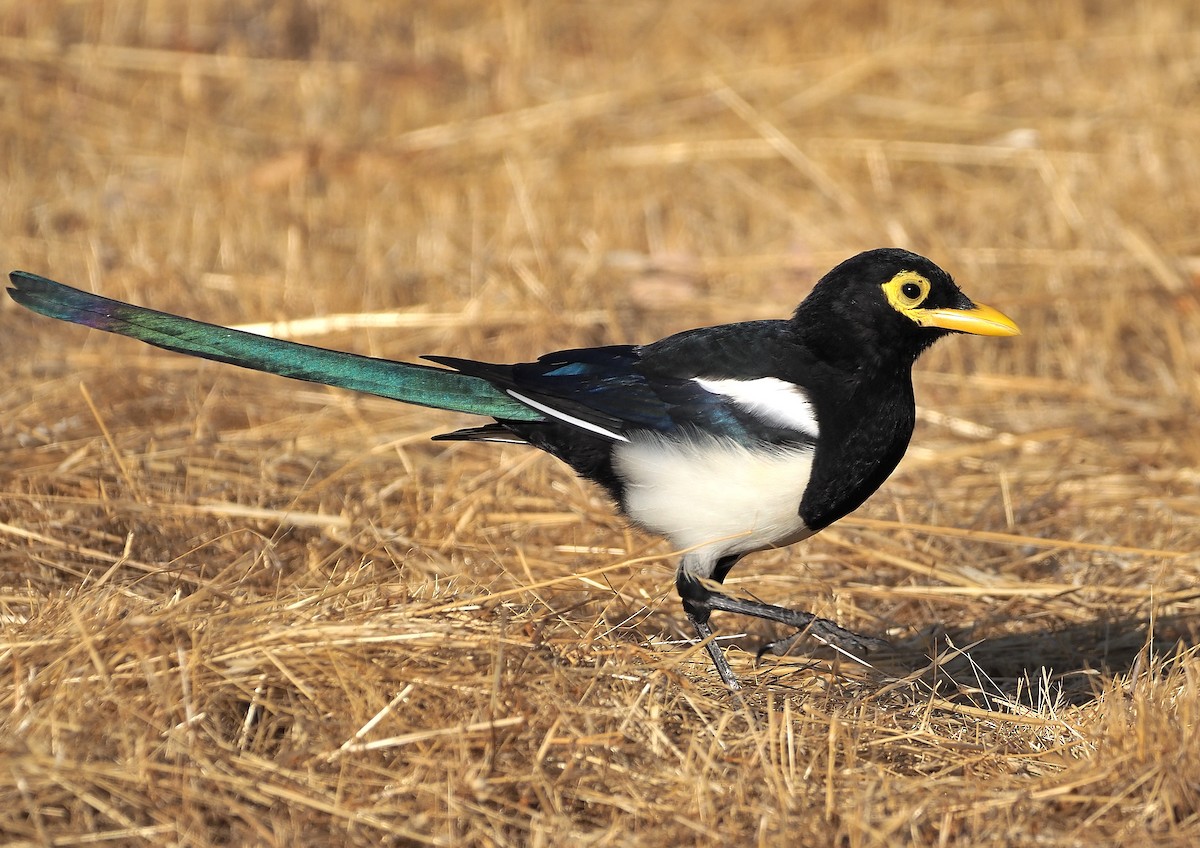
[[7, 249, 1019, 689]]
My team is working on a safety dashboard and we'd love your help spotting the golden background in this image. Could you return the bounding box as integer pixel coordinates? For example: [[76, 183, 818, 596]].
[[3, 3, 1200, 844]]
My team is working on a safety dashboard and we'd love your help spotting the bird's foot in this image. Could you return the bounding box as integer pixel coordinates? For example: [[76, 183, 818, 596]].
[[676, 571, 891, 685], [756, 618, 892, 661]]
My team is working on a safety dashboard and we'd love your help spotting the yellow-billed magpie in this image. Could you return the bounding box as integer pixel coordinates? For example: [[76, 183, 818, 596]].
[[8, 248, 1019, 689]]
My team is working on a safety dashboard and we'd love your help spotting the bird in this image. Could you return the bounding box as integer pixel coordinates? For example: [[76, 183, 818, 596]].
[[8, 248, 1019, 689]]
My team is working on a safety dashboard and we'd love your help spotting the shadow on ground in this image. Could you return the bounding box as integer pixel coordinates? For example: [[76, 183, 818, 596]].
[[732, 610, 1200, 708]]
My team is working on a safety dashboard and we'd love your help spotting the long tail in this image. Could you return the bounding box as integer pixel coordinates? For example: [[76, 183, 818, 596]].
[[7, 271, 541, 422]]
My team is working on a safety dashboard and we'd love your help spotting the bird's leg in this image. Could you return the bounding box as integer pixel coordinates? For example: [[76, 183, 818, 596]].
[[676, 571, 742, 690], [676, 571, 889, 686], [702, 590, 890, 655]]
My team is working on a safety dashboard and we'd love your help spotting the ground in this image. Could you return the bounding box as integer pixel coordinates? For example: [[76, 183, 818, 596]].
[[3, 2, 1200, 845]]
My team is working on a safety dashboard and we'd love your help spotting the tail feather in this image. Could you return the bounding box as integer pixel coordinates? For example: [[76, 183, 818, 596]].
[[7, 271, 542, 422]]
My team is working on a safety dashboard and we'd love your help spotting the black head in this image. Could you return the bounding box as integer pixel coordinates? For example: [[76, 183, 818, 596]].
[[794, 248, 1019, 364]]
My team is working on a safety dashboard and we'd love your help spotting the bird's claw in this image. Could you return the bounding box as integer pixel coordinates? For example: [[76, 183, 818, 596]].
[[756, 618, 892, 660]]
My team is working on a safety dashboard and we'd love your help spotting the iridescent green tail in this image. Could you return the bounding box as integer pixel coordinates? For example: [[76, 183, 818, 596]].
[[7, 271, 540, 421]]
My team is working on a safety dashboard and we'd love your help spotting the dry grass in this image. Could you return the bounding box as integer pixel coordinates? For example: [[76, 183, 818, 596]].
[[3, 2, 1200, 845]]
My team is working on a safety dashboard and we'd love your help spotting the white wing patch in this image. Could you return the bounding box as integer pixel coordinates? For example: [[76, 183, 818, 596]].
[[693, 377, 820, 438], [506, 389, 630, 442]]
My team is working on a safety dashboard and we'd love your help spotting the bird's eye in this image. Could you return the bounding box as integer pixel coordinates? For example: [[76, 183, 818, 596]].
[[883, 272, 931, 312]]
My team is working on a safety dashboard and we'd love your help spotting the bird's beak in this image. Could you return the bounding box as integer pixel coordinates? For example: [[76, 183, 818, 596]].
[[917, 302, 1021, 336]]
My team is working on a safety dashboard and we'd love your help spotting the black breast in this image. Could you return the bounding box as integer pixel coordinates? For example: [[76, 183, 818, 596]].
[[798, 367, 916, 531]]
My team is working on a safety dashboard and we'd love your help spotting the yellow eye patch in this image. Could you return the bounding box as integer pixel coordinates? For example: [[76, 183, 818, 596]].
[[882, 271, 931, 314]]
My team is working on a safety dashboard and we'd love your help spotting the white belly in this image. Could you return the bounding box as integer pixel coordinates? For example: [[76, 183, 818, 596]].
[[612, 433, 816, 568]]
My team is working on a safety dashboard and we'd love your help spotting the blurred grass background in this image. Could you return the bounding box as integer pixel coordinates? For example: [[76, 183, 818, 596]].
[[3, 2, 1200, 845]]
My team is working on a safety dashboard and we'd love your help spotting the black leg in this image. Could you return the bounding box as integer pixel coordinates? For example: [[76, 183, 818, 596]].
[[681, 599, 742, 691], [676, 571, 890, 688], [702, 590, 890, 654], [676, 557, 745, 689]]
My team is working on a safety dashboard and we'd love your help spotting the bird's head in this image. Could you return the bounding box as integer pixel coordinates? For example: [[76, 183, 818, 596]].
[[794, 248, 1019, 364]]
